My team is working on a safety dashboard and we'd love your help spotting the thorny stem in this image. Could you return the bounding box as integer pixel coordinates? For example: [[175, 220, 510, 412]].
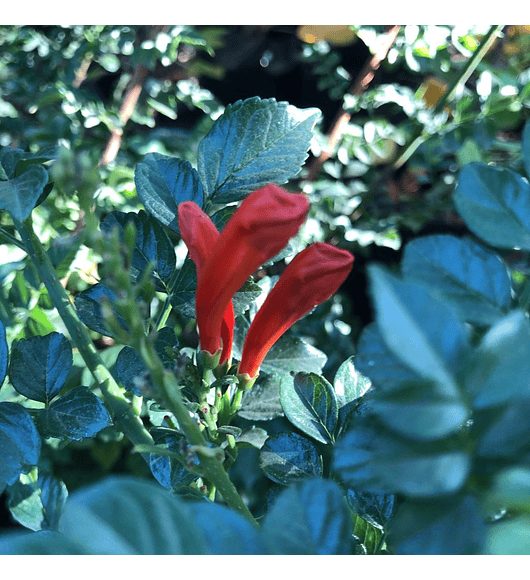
[[12, 216, 155, 449]]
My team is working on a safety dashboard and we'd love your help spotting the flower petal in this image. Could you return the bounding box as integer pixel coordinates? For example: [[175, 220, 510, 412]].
[[196, 184, 310, 355], [239, 242, 354, 378]]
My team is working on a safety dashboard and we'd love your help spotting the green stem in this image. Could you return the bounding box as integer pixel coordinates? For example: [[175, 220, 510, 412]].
[[0, 226, 27, 252], [135, 336, 258, 527], [13, 217, 154, 449]]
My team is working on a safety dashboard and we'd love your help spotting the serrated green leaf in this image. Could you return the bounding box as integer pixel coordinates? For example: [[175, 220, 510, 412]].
[[197, 97, 321, 203], [134, 153, 204, 234], [238, 374, 284, 421], [280, 372, 338, 444], [9, 332, 72, 404], [453, 162, 530, 250], [334, 356, 372, 407], [35, 386, 111, 441], [0, 164, 49, 222], [347, 489, 395, 531], [402, 234, 512, 326], [74, 283, 129, 338], [388, 495, 486, 555], [368, 265, 469, 398], [465, 310, 530, 409], [59, 476, 207, 554], [261, 478, 351, 555], [260, 432, 322, 485], [101, 210, 176, 292]]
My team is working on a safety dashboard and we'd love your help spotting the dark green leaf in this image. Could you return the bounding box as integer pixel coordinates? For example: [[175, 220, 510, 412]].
[[388, 495, 486, 555], [0, 164, 49, 222], [59, 476, 207, 554], [453, 162, 530, 250], [334, 356, 372, 407], [465, 310, 530, 409], [35, 386, 111, 441], [101, 210, 176, 291], [238, 375, 284, 421], [260, 432, 322, 485], [0, 319, 7, 388], [9, 332, 72, 404], [134, 153, 204, 234], [402, 234, 512, 326], [197, 97, 321, 203], [333, 421, 470, 497], [0, 402, 41, 491], [347, 489, 396, 531], [7, 471, 68, 532], [115, 346, 150, 397], [149, 431, 195, 491], [261, 478, 352, 555], [189, 502, 266, 554], [74, 282, 128, 337], [368, 265, 469, 398], [280, 372, 338, 444], [354, 322, 420, 392], [0, 530, 91, 555]]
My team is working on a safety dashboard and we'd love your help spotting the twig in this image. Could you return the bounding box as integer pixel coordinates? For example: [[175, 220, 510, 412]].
[[306, 25, 402, 181]]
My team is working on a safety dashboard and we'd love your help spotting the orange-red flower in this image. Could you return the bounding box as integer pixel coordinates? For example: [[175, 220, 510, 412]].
[[238, 242, 354, 380], [178, 202, 235, 364], [177, 184, 353, 383]]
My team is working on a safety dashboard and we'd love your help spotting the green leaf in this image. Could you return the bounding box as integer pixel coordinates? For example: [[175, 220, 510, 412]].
[[0, 402, 41, 492], [486, 517, 530, 555], [197, 97, 321, 203], [368, 265, 469, 398], [35, 387, 112, 441], [347, 489, 395, 531], [261, 335, 327, 376], [0, 164, 49, 221], [261, 478, 352, 555], [148, 431, 196, 492], [0, 530, 91, 555], [134, 153, 204, 234], [9, 332, 73, 404], [59, 476, 207, 554], [0, 319, 7, 388], [402, 234, 512, 326], [7, 471, 68, 532], [333, 420, 470, 497], [260, 432, 322, 485], [465, 310, 530, 409], [370, 379, 469, 441], [333, 356, 371, 429], [453, 162, 530, 250], [188, 502, 266, 554], [388, 495, 486, 555], [354, 322, 420, 392], [74, 283, 129, 338], [238, 375, 284, 421], [280, 372, 338, 444], [100, 210, 176, 292]]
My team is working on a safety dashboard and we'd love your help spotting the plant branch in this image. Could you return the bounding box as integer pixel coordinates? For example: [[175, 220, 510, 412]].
[[12, 216, 154, 449], [306, 25, 402, 181]]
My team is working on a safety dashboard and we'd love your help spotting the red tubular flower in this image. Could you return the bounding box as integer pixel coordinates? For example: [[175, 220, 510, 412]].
[[238, 242, 354, 381], [178, 201, 235, 364], [193, 185, 310, 357]]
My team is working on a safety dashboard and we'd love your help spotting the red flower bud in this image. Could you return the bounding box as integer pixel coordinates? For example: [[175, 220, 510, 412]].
[[238, 242, 354, 378], [178, 201, 235, 364], [194, 185, 309, 356]]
